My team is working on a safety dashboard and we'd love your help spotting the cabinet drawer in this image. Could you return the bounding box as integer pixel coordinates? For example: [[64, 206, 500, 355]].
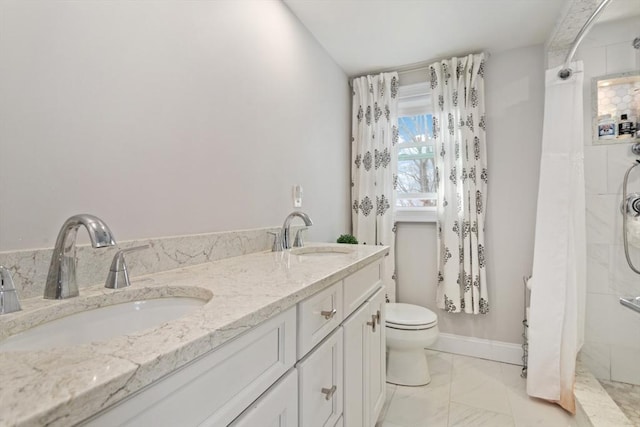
[[83, 307, 297, 427], [297, 280, 343, 358], [343, 261, 381, 317], [230, 369, 298, 427], [297, 327, 343, 427]]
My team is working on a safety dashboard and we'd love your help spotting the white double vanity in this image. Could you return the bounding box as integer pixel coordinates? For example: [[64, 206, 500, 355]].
[[0, 241, 388, 427]]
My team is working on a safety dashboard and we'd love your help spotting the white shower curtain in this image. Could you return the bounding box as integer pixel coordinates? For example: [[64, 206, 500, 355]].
[[527, 62, 586, 414], [430, 53, 489, 314], [351, 72, 398, 301]]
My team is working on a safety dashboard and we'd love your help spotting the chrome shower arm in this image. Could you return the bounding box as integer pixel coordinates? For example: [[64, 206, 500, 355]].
[[558, 0, 612, 80]]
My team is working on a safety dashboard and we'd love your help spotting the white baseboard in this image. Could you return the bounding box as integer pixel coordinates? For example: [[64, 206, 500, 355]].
[[426, 333, 523, 365]]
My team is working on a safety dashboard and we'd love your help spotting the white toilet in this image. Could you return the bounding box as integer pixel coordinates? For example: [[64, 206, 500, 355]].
[[385, 303, 439, 386]]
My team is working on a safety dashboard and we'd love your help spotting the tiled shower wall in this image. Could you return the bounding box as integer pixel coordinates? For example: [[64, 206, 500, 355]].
[[578, 16, 640, 386]]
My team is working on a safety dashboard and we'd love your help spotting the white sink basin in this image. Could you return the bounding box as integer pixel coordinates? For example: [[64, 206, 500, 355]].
[[0, 296, 207, 352], [290, 246, 355, 256]]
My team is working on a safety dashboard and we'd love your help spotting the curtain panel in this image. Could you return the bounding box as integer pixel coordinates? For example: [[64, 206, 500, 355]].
[[429, 53, 489, 314], [351, 72, 399, 301]]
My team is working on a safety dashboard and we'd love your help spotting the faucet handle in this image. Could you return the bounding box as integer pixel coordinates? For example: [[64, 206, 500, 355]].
[[293, 228, 308, 248], [105, 245, 149, 289], [0, 266, 21, 314], [268, 231, 283, 252]]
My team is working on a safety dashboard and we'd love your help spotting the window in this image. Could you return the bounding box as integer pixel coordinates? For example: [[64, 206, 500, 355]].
[[396, 83, 437, 222]]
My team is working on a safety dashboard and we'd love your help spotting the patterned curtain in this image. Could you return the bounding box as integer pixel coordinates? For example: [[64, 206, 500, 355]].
[[351, 72, 399, 301], [429, 54, 488, 314]]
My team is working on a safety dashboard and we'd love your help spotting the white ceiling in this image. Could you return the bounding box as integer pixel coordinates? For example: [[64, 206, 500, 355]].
[[283, 0, 640, 77]]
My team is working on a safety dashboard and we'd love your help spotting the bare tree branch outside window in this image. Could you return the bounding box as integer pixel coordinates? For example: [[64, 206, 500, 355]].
[[397, 114, 436, 207]]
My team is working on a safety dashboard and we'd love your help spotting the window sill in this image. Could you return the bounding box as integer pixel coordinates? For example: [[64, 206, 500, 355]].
[[394, 209, 437, 223]]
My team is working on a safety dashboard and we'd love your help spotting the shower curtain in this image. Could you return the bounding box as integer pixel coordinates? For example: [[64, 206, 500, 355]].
[[527, 62, 586, 414], [351, 72, 399, 301]]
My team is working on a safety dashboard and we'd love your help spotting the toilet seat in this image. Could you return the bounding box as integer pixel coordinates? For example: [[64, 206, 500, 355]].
[[386, 303, 437, 330]]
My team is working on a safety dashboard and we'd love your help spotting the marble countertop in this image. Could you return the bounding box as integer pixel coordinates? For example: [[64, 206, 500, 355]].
[[0, 243, 388, 427]]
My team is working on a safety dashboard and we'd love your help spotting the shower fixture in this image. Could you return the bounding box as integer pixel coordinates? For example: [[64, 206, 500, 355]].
[[621, 154, 640, 275], [633, 37, 640, 50], [619, 144, 640, 314]]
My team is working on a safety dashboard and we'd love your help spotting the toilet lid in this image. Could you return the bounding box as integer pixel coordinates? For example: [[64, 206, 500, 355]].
[[386, 303, 437, 327]]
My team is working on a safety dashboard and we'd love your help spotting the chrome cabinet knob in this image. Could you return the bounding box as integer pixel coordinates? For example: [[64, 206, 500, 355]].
[[321, 385, 337, 401], [320, 308, 337, 320]]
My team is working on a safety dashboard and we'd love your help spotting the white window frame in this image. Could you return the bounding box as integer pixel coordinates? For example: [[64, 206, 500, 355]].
[[395, 82, 437, 223]]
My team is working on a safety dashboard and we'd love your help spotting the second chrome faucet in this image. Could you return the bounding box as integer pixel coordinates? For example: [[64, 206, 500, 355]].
[[276, 211, 313, 251]]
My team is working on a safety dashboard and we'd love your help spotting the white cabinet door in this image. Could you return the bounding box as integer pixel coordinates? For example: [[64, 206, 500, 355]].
[[342, 302, 369, 427], [342, 287, 386, 427], [298, 280, 343, 358], [230, 369, 298, 427], [367, 288, 386, 423], [297, 328, 343, 427]]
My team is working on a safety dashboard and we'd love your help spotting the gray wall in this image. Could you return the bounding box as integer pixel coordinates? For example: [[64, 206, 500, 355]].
[[396, 44, 546, 344], [0, 0, 350, 251]]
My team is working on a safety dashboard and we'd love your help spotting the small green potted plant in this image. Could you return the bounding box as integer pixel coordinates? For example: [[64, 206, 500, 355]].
[[336, 234, 358, 244]]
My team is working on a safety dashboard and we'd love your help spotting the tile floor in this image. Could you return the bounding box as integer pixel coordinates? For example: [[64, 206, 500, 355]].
[[376, 350, 578, 427]]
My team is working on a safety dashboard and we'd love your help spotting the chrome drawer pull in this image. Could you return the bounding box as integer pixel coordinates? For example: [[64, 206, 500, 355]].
[[320, 308, 337, 320], [321, 385, 337, 400], [367, 315, 376, 332]]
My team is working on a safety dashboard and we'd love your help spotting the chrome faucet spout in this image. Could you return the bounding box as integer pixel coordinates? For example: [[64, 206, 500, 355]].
[[281, 211, 313, 250], [44, 214, 116, 299]]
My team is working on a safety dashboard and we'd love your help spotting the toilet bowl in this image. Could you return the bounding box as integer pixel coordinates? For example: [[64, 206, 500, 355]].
[[385, 303, 439, 386]]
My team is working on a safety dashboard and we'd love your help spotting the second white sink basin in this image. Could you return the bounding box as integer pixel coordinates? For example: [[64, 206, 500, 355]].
[[0, 296, 207, 352]]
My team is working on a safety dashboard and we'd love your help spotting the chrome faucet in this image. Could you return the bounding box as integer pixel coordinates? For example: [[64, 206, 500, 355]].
[[44, 214, 116, 299], [280, 211, 313, 250], [0, 266, 21, 314]]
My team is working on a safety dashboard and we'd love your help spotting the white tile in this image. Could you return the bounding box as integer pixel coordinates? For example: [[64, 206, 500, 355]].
[[393, 378, 450, 404], [579, 18, 637, 49], [580, 341, 611, 381], [586, 244, 610, 294], [607, 300, 640, 348], [384, 384, 450, 427], [611, 345, 640, 385], [584, 292, 613, 343], [377, 383, 397, 423], [609, 244, 640, 296], [499, 362, 527, 392], [506, 387, 577, 427], [605, 143, 640, 196], [584, 146, 608, 194], [606, 42, 638, 75], [450, 355, 512, 415], [426, 350, 454, 377], [501, 361, 578, 426], [580, 45, 607, 81], [586, 194, 618, 245], [448, 402, 514, 427]]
